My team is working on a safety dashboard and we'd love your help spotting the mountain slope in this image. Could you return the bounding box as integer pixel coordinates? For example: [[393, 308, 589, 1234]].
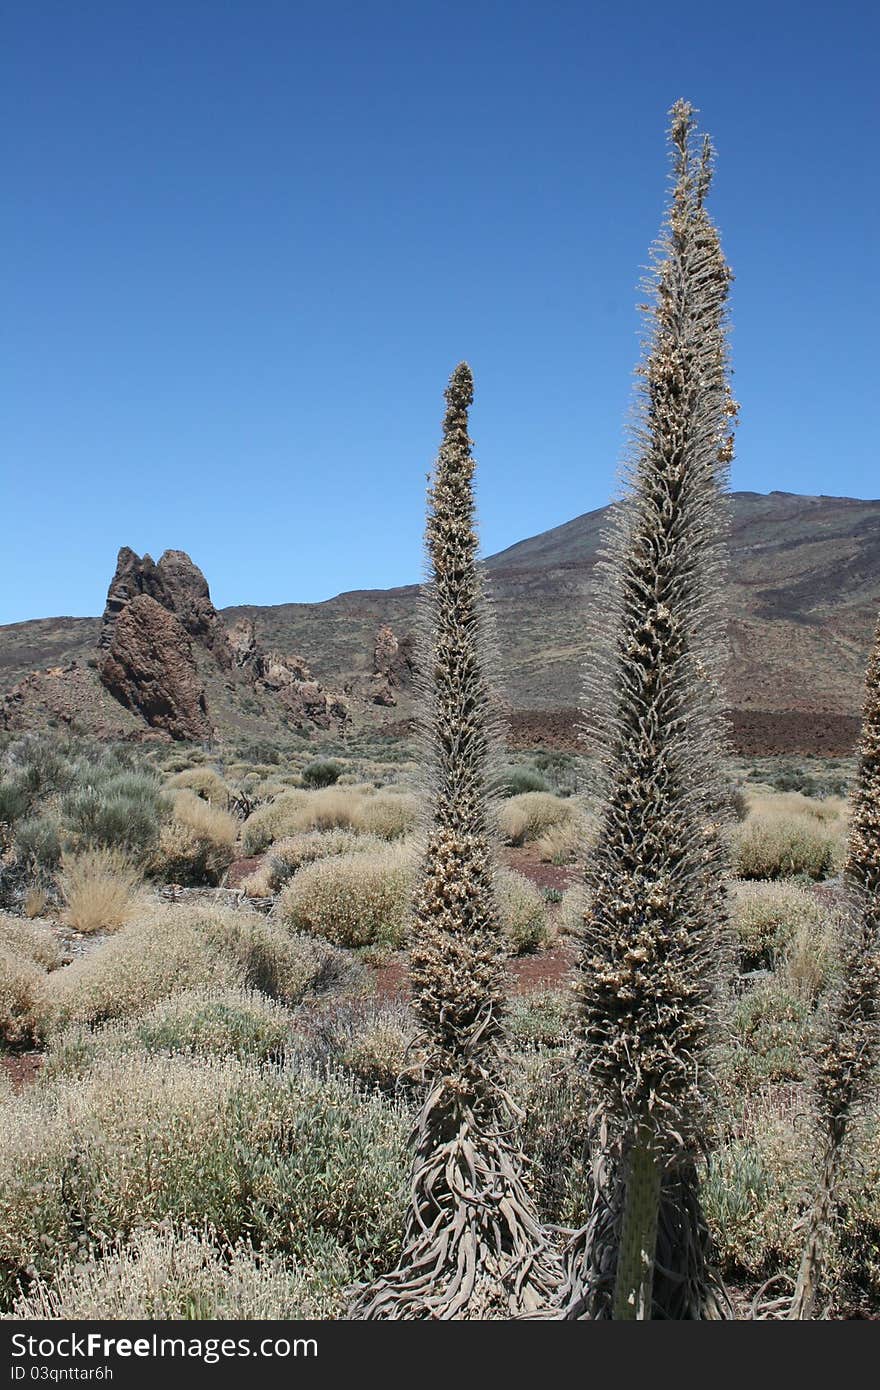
[[2, 492, 879, 747]]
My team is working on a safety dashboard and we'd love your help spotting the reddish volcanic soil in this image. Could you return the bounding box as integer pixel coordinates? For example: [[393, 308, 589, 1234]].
[[508, 707, 861, 757], [1, 1051, 43, 1091]]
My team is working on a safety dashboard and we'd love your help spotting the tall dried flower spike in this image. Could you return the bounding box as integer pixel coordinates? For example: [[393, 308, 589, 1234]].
[[788, 614, 880, 1319], [350, 363, 561, 1319], [564, 100, 736, 1320]]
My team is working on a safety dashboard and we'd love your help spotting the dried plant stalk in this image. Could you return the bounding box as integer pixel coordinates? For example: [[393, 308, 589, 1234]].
[[350, 364, 561, 1319], [564, 100, 737, 1320]]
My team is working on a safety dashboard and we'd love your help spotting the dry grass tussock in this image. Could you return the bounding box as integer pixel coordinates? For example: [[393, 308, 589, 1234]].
[[241, 788, 417, 854], [733, 799, 843, 881], [0, 947, 47, 1047], [278, 842, 417, 949], [151, 790, 239, 885], [731, 880, 828, 971], [241, 829, 386, 897], [498, 791, 577, 846], [0, 912, 62, 970], [11, 1224, 349, 1320], [0, 914, 62, 1045], [44, 900, 358, 1029], [165, 766, 231, 805], [59, 848, 143, 934], [535, 810, 595, 864], [278, 842, 547, 953]]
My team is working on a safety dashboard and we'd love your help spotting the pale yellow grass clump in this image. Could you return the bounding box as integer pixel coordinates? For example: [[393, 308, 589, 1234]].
[[241, 829, 386, 897], [0, 946, 47, 1046], [12, 1224, 348, 1320], [23, 886, 49, 919], [0, 912, 62, 971], [733, 812, 839, 881], [278, 842, 417, 949], [152, 790, 239, 885], [166, 766, 231, 805], [780, 908, 840, 1002], [494, 866, 550, 954], [242, 787, 416, 854], [535, 808, 594, 864], [498, 791, 576, 846], [278, 844, 548, 955], [352, 792, 419, 839], [59, 848, 142, 934], [45, 900, 354, 1029]]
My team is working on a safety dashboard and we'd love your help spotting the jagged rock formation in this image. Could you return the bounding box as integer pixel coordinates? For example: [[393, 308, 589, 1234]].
[[99, 595, 212, 741], [100, 547, 233, 668], [370, 624, 416, 705], [94, 549, 350, 740]]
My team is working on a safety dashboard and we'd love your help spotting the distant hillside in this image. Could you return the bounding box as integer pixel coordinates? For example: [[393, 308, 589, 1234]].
[[2, 491, 880, 751]]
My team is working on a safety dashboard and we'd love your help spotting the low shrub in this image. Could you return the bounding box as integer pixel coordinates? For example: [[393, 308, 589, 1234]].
[[720, 978, 814, 1091], [731, 880, 826, 971], [151, 791, 238, 886], [0, 946, 46, 1047], [514, 1049, 594, 1228], [0, 1052, 407, 1302], [278, 844, 415, 949], [240, 792, 311, 854], [297, 999, 422, 1095], [0, 780, 29, 831], [301, 759, 344, 789], [45, 902, 358, 1029], [502, 767, 552, 797], [166, 767, 231, 805], [42, 988, 296, 1079], [352, 792, 419, 839], [507, 990, 575, 1049], [61, 775, 163, 861], [733, 814, 837, 881], [11, 1224, 349, 1319], [14, 815, 62, 871], [0, 913, 62, 971], [495, 867, 549, 954]]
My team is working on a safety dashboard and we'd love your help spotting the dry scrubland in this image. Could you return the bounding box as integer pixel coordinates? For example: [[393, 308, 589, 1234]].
[[0, 729, 875, 1316]]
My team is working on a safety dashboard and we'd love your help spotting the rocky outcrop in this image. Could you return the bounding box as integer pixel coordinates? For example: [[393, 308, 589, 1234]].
[[98, 595, 211, 741], [370, 624, 416, 705], [100, 547, 232, 668]]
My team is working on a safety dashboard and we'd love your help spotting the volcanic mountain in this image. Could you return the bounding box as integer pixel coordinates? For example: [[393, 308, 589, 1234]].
[[2, 491, 879, 753]]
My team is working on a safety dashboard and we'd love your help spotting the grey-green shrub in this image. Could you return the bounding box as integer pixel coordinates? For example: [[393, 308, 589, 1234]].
[[11, 1224, 349, 1320], [0, 1052, 407, 1303], [14, 815, 62, 870], [302, 759, 344, 789], [42, 988, 296, 1078], [731, 880, 826, 971]]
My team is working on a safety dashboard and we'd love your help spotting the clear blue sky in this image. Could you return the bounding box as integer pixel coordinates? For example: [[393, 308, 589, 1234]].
[[3, 0, 877, 624]]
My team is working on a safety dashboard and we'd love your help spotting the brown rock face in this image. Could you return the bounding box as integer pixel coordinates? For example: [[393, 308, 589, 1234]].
[[99, 595, 211, 741], [370, 624, 416, 705], [99, 547, 232, 668]]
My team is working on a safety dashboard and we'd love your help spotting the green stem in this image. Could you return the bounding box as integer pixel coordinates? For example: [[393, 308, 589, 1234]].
[[612, 1139, 662, 1320]]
